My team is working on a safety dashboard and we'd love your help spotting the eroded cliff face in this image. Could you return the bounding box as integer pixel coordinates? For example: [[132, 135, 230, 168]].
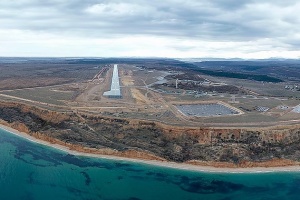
[[1, 101, 300, 167]]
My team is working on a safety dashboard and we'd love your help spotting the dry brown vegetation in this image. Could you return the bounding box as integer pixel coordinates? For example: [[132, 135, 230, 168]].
[[1, 101, 300, 168]]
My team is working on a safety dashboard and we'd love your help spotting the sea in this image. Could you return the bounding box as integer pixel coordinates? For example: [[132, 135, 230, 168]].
[[1, 127, 300, 200]]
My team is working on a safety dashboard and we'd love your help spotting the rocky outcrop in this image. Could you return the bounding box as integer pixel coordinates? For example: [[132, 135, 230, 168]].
[[1, 101, 300, 167]]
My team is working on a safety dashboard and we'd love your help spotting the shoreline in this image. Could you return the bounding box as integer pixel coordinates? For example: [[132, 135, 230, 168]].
[[1, 124, 300, 173]]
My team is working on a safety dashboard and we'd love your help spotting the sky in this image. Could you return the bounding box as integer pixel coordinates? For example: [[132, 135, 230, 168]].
[[0, 0, 300, 59]]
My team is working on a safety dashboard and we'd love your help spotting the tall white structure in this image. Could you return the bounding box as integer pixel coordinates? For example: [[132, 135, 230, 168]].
[[103, 64, 122, 98]]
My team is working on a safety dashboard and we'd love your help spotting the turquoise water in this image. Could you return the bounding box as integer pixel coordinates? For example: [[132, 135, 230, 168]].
[[1, 128, 300, 200]]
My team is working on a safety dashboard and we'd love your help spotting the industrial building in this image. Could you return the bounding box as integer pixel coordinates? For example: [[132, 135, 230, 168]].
[[103, 64, 122, 98]]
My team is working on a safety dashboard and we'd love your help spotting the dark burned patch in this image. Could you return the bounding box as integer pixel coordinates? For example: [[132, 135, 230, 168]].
[[166, 72, 206, 82]]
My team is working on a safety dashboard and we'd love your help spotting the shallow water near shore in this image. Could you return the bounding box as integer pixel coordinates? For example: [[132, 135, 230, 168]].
[[1, 128, 300, 200]]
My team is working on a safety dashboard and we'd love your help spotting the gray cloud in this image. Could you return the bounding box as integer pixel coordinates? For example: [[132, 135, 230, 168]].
[[0, 0, 300, 57]]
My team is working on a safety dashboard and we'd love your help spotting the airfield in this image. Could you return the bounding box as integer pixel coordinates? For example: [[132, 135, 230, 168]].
[[0, 62, 299, 128]]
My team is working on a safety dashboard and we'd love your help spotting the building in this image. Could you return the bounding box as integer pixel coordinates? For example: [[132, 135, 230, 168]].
[[103, 64, 122, 98]]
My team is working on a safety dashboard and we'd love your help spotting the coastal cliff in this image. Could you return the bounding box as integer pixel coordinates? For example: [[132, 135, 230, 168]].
[[1, 101, 300, 168]]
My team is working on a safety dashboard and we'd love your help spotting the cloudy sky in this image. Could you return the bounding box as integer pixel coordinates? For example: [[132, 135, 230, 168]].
[[0, 0, 300, 58]]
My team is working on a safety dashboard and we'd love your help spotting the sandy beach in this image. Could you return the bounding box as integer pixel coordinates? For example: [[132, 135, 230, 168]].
[[1, 124, 300, 173]]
